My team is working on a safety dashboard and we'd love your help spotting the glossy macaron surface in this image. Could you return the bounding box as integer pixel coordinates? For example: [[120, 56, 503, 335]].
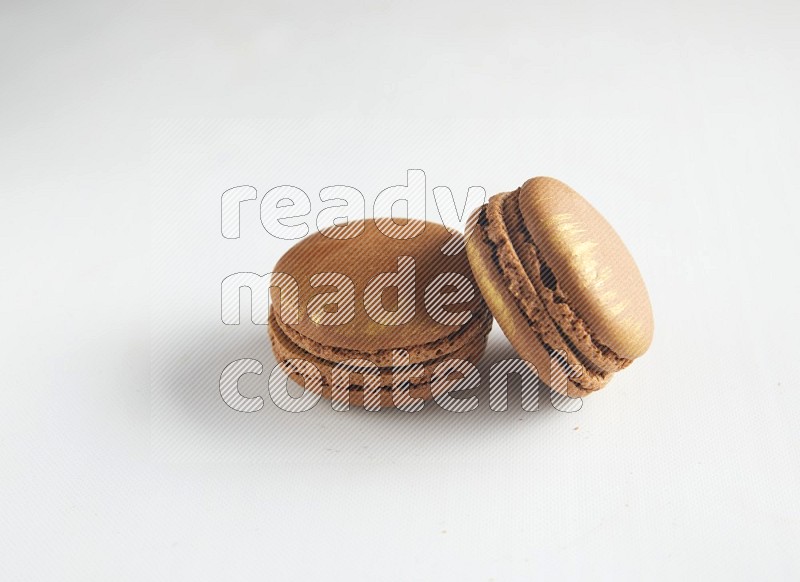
[[518, 177, 654, 360]]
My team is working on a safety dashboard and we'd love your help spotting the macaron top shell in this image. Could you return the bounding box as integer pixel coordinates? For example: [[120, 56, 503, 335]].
[[518, 177, 654, 360], [272, 218, 484, 352]]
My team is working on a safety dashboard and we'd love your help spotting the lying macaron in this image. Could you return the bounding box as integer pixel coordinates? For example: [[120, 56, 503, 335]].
[[269, 218, 493, 409], [465, 177, 653, 397]]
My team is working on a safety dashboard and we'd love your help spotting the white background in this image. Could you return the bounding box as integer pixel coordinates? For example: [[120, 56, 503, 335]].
[[2, 1, 799, 580]]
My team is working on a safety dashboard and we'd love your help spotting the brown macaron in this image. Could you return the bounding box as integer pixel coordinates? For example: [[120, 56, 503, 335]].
[[465, 177, 653, 397], [269, 218, 493, 408]]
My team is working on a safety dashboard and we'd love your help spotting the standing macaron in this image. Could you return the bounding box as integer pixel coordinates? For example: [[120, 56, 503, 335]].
[[269, 218, 493, 409], [465, 177, 653, 397]]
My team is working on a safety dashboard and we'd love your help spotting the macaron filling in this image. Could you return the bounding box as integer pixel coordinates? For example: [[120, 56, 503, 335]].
[[272, 303, 493, 368]]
